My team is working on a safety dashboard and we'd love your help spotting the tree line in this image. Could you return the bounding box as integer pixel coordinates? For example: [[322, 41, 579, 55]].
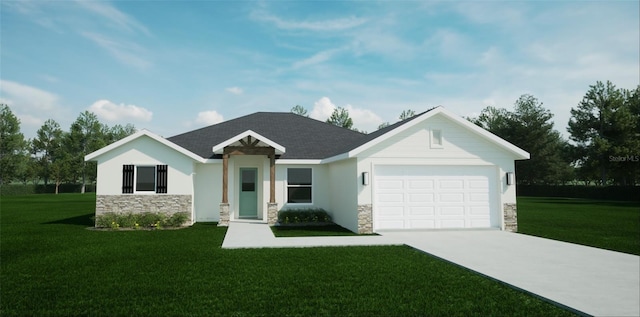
[[0, 105, 135, 193], [294, 80, 640, 186]]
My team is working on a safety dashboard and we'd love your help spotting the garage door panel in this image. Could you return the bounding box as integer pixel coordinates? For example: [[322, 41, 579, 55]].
[[377, 180, 403, 190], [468, 179, 489, 189], [409, 219, 436, 229], [469, 205, 490, 215], [439, 179, 464, 189], [378, 193, 404, 203], [374, 165, 497, 230], [440, 219, 465, 228], [408, 180, 434, 189], [439, 193, 464, 203], [377, 206, 404, 217], [469, 193, 489, 202], [409, 193, 434, 203], [440, 206, 464, 215], [409, 206, 434, 216]]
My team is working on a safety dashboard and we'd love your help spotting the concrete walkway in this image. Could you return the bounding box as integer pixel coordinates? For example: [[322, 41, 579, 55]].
[[221, 222, 640, 316], [221, 221, 400, 249]]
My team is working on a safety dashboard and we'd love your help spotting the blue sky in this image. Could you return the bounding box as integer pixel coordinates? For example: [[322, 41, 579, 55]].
[[2, 1, 638, 139]]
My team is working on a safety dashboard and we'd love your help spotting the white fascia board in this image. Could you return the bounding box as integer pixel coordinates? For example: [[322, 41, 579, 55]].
[[345, 108, 440, 158], [275, 159, 323, 165], [85, 129, 206, 163], [343, 106, 529, 160], [211, 130, 286, 155], [320, 153, 350, 164], [436, 108, 530, 160]]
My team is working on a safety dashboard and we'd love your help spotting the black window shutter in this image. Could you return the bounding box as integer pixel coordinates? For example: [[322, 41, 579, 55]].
[[122, 165, 134, 194], [156, 165, 168, 194]]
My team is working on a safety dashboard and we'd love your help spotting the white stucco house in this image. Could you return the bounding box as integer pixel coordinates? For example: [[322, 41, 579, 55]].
[[85, 107, 529, 233]]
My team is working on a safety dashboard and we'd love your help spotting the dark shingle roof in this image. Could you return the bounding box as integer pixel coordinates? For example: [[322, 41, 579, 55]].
[[167, 110, 435, 160]]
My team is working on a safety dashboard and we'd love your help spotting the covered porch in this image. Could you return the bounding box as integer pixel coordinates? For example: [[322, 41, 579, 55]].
[[213, 130, 285, 226]]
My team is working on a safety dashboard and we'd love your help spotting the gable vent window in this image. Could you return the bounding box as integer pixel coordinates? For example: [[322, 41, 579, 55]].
[[431, 129, 443, 148], [287, 168, 312, 204], [122, 164, 168, 194]]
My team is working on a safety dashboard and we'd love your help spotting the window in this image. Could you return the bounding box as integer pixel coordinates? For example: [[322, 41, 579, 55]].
[[430, 129, 443, 148], [122, 164, 168, 194], [136, 166, 156, 191], [287, 168, 312, 203]]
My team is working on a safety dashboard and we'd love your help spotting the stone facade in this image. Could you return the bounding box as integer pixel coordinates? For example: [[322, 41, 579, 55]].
[[267, 203, 278, 225], [503, 203, 518, 232], [357, 204, 373, 234], [96, 194, 192, 221], [218, 203, 230, 226]]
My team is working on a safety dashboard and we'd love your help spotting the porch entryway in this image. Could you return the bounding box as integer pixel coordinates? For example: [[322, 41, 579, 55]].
[[214, 131, 286, 226]]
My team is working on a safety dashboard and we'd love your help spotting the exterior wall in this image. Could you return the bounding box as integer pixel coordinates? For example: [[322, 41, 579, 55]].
[[277, 163, 330, 212], [96, 194, 192, 222], [355, 113, 521, 231], [194, 163, 222, 222], [95, 135, 195, 195], [327, 158, 359, 233]]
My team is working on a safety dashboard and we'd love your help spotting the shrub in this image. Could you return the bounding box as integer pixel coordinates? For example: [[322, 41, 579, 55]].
[[95, 211, 190, 229], [278, 208, 331, 224]]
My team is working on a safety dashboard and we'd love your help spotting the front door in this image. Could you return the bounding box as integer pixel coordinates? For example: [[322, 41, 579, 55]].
[[239, 168, 258, 218]]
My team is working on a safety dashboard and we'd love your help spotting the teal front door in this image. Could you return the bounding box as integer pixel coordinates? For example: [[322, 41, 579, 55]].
[[239, 168, 258, 218]]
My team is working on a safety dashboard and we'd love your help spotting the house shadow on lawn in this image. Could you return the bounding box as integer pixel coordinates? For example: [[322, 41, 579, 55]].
[[43, 213, 95, 227]]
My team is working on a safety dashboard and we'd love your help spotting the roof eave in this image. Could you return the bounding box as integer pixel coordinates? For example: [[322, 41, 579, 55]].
[[84, 129, 206, 163], [211, 129, 286, 155]]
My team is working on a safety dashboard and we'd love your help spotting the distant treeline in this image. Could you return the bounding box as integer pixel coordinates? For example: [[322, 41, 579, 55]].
[[517, 185, 639, 202]]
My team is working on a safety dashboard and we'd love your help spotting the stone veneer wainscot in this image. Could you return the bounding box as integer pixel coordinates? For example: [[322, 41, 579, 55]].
[[357, 204, 373, 234], [96, 195, 192, 223], [503, 203, 517, 232]]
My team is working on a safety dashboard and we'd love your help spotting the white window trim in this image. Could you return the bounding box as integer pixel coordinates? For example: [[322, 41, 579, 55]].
[[430, 129, 444, 149], [134, 165, 157, 194], [286, 167, 313, 205]]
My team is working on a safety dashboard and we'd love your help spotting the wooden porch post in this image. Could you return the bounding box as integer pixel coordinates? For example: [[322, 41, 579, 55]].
[[222, 154, 229, 204], [269, 153, 276, 203]]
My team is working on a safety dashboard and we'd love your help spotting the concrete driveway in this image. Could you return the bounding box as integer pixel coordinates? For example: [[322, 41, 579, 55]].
[[379, 230, 640, 317]]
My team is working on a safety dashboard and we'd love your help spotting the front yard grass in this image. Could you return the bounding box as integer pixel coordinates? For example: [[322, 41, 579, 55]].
[[517, 197, 640, 255], [1, 194, 574, 317]]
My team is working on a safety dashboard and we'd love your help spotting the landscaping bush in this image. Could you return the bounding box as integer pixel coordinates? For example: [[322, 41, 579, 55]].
[[94, 212, 190, 229], [278, 208, 332, 224]]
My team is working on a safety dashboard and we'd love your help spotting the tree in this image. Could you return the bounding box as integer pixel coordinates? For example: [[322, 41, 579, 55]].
[[291, 105, 308, 117], [326, 107, 353, 129], [399, 109, 416, 120], [32, 119, 64, 186], [377, 122, 390, 130], [105, 124, 136, 144], [0, 104, 26, 184], [471, 95, 572, 185], [66, 111, 106, 193], [568, 81, 638, 185]]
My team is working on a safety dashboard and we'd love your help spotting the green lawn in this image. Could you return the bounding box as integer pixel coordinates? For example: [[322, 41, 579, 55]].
[[517, 197, 640, 255], [271, 224, 364, 237], [0, 194, 574, 317]]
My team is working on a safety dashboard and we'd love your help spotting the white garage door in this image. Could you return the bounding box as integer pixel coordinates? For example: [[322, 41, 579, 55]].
[[374, 165, 498, 230]]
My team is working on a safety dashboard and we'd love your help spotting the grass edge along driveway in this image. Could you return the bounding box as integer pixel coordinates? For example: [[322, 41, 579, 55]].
[[0, 194, 577, 317]]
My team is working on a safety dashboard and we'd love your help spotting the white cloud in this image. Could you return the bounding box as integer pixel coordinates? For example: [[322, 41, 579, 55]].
[[225, 87, 243, 95], [81, 32, 152, 69], [251, 9, 367, 31], [88, 99, 153, 122], [309, 97, 383, 132], [0, 80, 58, 111], [75, 0, 150, 35], [310, 97, 336, 120], [292, 49, 342, 69], [195, 110, 224, 126]]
